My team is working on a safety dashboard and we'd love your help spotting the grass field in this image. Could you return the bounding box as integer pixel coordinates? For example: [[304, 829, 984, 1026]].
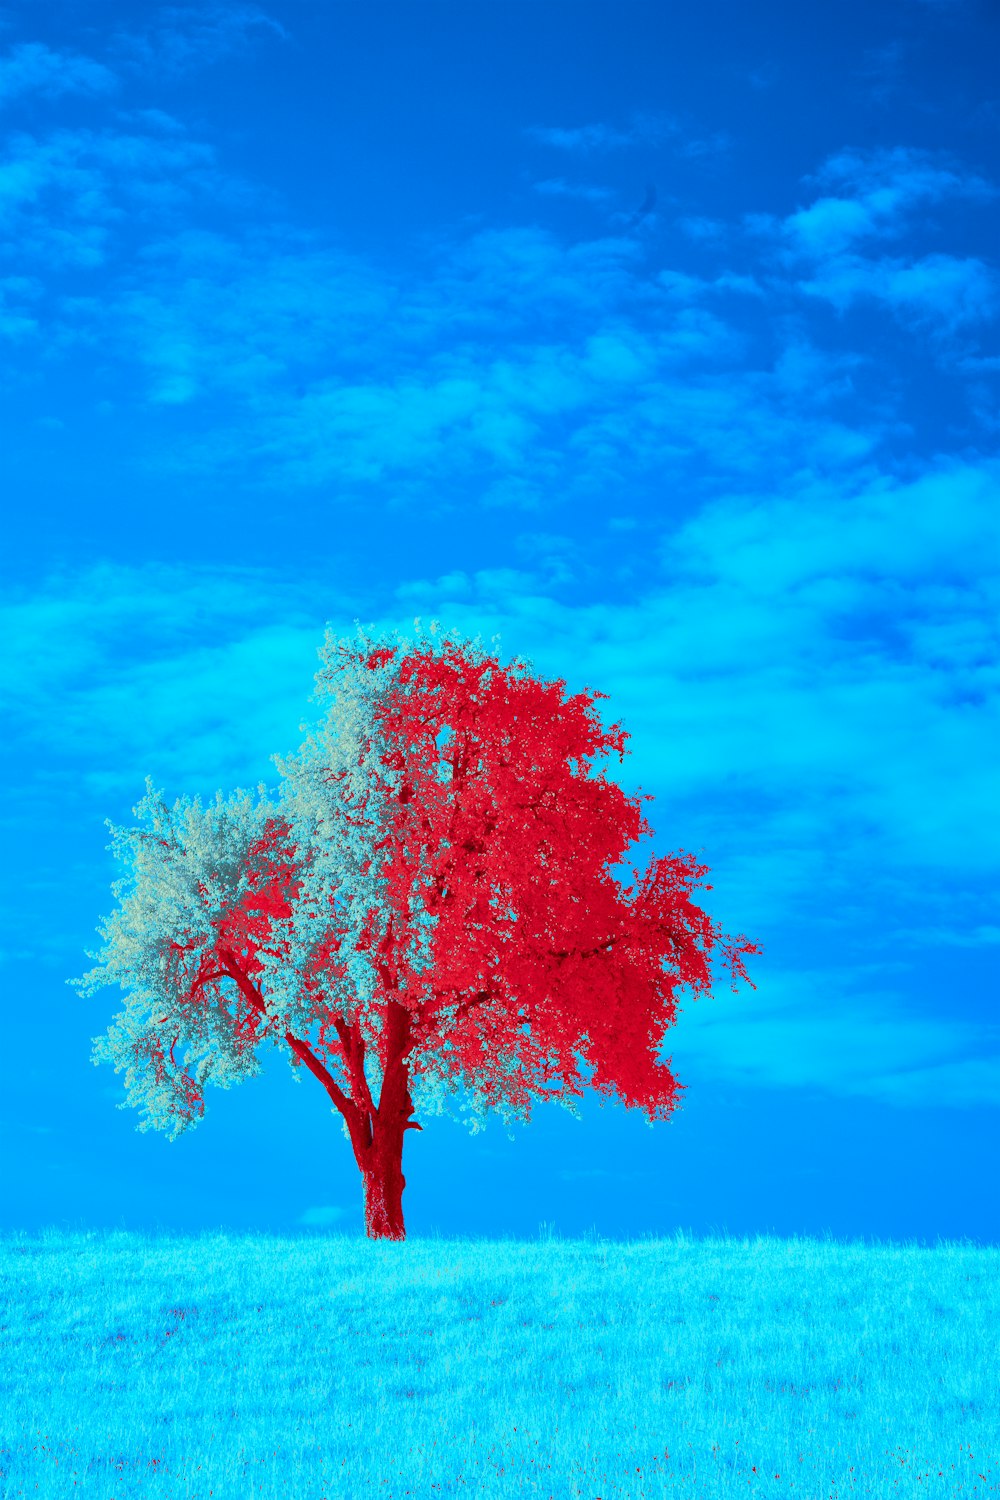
[[0, 1225, 996, 1498]]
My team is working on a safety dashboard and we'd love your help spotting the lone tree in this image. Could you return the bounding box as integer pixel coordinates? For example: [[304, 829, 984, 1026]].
[[71, 620, 760, 1240]]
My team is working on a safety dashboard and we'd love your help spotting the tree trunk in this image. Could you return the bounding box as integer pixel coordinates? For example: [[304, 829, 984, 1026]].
[[361, 1140, 407, 1240], [355, 1000, 418, 1240]]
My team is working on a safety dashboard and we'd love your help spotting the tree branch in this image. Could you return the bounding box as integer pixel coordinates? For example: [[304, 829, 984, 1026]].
[[283, 1030, 364, 1137], [218, 946, 369, 1144], [452, 986, 499, 1024], [217, 949, 267, 1012], [332, 1014, 376, 1125]]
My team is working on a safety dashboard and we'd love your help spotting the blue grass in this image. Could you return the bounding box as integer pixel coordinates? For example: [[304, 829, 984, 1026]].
[[0, 1226, 997, 1498]]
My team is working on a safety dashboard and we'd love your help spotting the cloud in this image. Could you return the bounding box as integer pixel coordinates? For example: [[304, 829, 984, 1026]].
[[0, 560, 338, 801], [526, 123, 638, 152], [746, 146, 1000, 337], [69, 221, 891, 503], [1, 22, 993, 1124], [0, 273, 40, 338], [112, 226, 645, 416], [124, 108, 187, 134], [799, 251, 997, 329], [674, 131, 732, 160], [429, 226, 644, 321], [746, 62, 779, 90], [0, 42, 118, 103], [383, 466, 999, 1111], [671, 962, 1000, 1109], [113, 3, 287, 76], [656, 268, 763, 300], [532, 178, 613, 204], [525, 113, 728, 161], [525, 113, 676, 152], [891, 925, 1000, 947], [104, 229, 392, 404], [677, 216, 726, 244], [297, 1205, 349, 1227], [855, 41, 907, 109], [2, 95, 993, 564], [0, 126, 248, 271], [784, 147, 996, 259], [11, 95, 992, 495]]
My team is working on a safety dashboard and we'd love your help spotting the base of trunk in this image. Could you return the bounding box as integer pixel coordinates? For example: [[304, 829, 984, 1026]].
[[362, 1163, 406, 1240]]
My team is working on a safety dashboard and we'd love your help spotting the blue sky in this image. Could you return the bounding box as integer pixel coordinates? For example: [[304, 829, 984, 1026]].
[[2, 0, 997, 1247]]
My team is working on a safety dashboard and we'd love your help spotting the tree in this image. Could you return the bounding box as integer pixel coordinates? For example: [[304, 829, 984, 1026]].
[[70, 620, 760, 1240]]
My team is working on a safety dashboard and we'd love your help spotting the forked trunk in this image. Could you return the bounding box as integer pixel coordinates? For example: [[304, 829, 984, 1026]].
[[343, 999, 419, 1240]]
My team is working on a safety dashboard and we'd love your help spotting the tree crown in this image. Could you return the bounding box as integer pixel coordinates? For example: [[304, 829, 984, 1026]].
[[70, 619, 759, 1145]]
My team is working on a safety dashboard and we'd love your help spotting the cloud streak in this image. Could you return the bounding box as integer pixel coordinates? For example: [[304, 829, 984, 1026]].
[[3, 57, 993, 499], [0, 125, 253, 272], [525, 112, 729, 160], [525, 120, 663, 152], [785, 147, 995, 257], [112, 3, 287, 76], [532, 177, 614, 204], [750, 146, 1000, 332], [0, 42, 118, 104], [798, 250, 997, 329], [41, 219, 894, 506]]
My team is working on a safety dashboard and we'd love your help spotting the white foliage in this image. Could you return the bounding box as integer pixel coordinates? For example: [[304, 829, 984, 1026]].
[[72, 616, 556, 1143], [71, 778, 279, 1138]]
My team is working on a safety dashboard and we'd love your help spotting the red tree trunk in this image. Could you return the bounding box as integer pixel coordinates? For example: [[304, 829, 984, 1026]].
[[362, 1145, 407, 1240], [355, 1000, 416, 1240]]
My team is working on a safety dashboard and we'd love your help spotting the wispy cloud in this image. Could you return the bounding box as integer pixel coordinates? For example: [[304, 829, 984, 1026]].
[[526, 122, 640, 152], [297, 1205, 350, 1227], [7, 47, 991, 495], [855, 41, 908, 109], [798, 250, 997, 329], [746, 62, 779, 90], [525, 113, 676, 152], [749, 146, 995, 264], [672, 962, 1000, 1110], [55, 221, 891, 502], [0, 272, 40, 339], [677, 215, 726, 244], [525, 112, 729, 161], [748, 147, 999, 333], [12, 451, 997, 872], [0, 42, 118, 104], [781, 147, 995, 258], [0, 126, 253, 271], [113, 3, 287, 76], [674, 130, 731, 160], [106, 228, 391, 404], [892, 924, 1000, 948], [0, 561, 334, 804], [532, 177, 613, 204]]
